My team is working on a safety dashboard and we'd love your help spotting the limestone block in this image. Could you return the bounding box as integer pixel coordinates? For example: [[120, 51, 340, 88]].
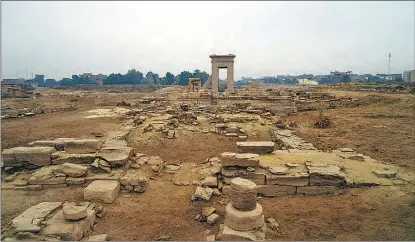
[[308, 165, 346, 186], [194, 186, 213, 201], [236, 142, 275, 154], [84, 180, 120, 203], [224, 203, 264, 231], [66, 177, 85, 185], [228, 188, 257, 211], [207, 213, 220, 224], [60, 163, 88, 177], [12, 147, 55, 166], [1, 149, 22, 167], [88, 234, 108, 241], [63, 204, 88, 221], [201, 176, 218, 187], [230, 177, 257, 192], [29, 140, 64, 151], [266, 174, 309, 186], [222, 153, 259, 167], [64, 139, 102, 154], [219, 223, 266, 241], [12, 202, 62, 228], [43, 184, 67, 189], [41, 206, 96, 240], [52, 153, 98, 165], [97, 147, 134, 166], [372, 170, 397, 178], [257, 185, 296, 197]]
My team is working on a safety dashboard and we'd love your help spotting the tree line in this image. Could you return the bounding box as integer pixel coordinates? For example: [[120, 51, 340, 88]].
[[26, 69, 210, 87]]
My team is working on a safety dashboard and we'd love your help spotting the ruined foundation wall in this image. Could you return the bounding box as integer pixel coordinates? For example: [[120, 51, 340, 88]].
[[51, 84, 171, 93]]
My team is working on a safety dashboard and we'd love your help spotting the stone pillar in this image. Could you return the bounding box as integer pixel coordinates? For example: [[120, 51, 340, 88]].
[[218, 177, 266, 241], [227, 63, 234, 92], [211, 62, 219, 94]]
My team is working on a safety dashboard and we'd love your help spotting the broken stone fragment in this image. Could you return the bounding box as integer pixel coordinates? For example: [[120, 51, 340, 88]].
[[15, 223, 41, 233], [207, 213, 220, 225], [165, 164, 181, 174], [60, 163, 88, 177], [63, 204, 88, 221], [88, 234, 108, 241], [372, 170, 397, 178], [201, 176, 218, 187], [84, 180, 120, 204], [194, 186, 213, 201], [268, 166, 288, 175], [266, 217, 280, 231], [202, 207, 216, 217]]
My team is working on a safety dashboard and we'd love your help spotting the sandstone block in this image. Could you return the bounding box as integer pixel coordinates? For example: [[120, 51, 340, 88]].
[[194, 186, 213, 201], [201, 176, 218, 187], [224, 203, 264, 231], [66, 177, 86, 185], [230, 177, 257, 192], [88, 234, 108, 241], [236, 142, 275, 154], [372, 170, 397, 178], [219, 224, 266, 241], [228, 188, 257, 211], [222, 153, 259, 167], [60, 163, 88, 177], [84, 180, 120, 203], [207, 213, 220, 225], [12, 202, 62, 228], [12, 147, 55, 166], [43, 184, 67, 189], [64, 139, 102, 154], [97, 147, 134, 166], [63, 205, 88, 221], [1, 149, 22, 167]]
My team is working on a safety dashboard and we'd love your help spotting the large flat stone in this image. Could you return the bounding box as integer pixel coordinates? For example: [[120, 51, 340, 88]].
[[84, 180, 120, 203], [41, 204, 96, 241], [225, 203, 264, 231], [236, 142, 275, 154], [64, 139, 102, 154], [221, 153, 260, 167], [308, 165, 346, 186], [29, 140, 64, 151], [1, 149, 23, 167], [97, 147, 134, 166], [52, 152, 98, 165], [12, 202, 62, 228], [10, 147, 55, 166], [219, 223, 266, 241], [27, 166, 67, 185], [60, 163, 88, 177]]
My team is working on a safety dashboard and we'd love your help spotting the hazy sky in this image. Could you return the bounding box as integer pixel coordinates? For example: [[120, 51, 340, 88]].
[[2, 1, 414, 80]]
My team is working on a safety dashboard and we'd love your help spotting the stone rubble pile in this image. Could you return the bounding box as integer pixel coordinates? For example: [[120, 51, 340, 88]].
[[4, 201, 104, 241]]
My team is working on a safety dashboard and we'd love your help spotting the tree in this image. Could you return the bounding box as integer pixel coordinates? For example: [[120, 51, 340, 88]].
[[58, 78, 75, 86], [152, 73, 160, 84], [165, 72, 175, 85], [124, 69, 143, 84], [178, 71, 192, 86], [145, 71, 155, 84], [340, 75, 351, 83]]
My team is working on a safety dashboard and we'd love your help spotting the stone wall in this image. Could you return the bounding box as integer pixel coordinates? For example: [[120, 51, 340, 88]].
[[50, 84, 171, 93]]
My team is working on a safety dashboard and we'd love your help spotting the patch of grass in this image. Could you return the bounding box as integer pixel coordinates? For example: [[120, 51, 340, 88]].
[[314, 103, 332, 129]]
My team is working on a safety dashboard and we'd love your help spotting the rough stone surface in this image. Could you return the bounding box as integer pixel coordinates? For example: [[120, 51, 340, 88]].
[[220, 223, 266, 241], [97, 147, 134, 166], [64, 139, 102, 154], [236, 142, 275, 154], [207, 213, 220, 225], [257, 185, 296, 197], [41, 204, 96, 241], [266, 174, 309, 186], [224, 203, 264, 231], [308, 165, 346, 186], [194, 186, 214, 201], [230, 177, 257, 192], [201, 176, 218, 187], [228, 187, 257, 211], [66, 177, 86, 185], [266, 218, 279, 231], [221, 153, 259, 167], [60, 163, 88, 177], [9, 147, 55, 167], [12, 202, 62, 228], [202, 207, 216, 217], [88, 234, 108, 241], [268, 166, 288, 175], [15, 224, 41, 233], [296, 186, 339, 195], [372, 170, 397, 178], [84, 180, 120, 203], [63, 204, 88, 220]]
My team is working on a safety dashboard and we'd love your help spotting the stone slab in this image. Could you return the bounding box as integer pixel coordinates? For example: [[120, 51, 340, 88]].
[[236, 141, 275, 154], [221, 153, 260, 167], [219, 223, 266, 241], [84, 180, 120, 203], [296, 186, 339, 195], [97, 147, 134, 166], [224, 203, 264, 231], [12, 202, 62, 228], [64, 139, 102, 154], [11, 147, 55, 166]]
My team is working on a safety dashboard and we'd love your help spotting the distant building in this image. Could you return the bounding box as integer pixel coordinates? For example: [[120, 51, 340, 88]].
[[1, 78, 26, 85], [80, 73, 108, 85], [402, 70, 415, 83], [330, 71, 352, 78], [376, 73, 402, 81], [297, 74, 318, 85]]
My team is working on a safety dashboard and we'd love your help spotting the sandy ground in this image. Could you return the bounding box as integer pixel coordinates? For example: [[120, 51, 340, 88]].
[[1, 87, 415, 240]]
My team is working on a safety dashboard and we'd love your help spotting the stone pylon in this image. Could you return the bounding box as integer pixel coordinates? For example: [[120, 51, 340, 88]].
[[218, 177, 267, 241]]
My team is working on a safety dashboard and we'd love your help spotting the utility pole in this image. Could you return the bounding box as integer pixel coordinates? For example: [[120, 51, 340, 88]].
[[388, 53, 391, 74]]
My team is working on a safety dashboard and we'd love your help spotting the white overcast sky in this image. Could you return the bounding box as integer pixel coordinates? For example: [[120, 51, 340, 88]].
[[2, 1, 415, 80]]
